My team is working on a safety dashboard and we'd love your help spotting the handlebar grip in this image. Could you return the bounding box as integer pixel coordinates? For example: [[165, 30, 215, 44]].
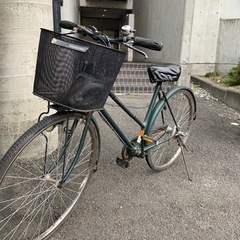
[[59, 20, 77, 30], [134, 37, 163, 51]]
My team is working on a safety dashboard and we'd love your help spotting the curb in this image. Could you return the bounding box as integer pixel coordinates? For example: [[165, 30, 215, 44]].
[[191, 75, 240, 111]]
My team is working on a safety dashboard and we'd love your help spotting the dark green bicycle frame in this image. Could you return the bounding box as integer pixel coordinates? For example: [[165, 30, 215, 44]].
[[99, 84, 196, 155], [99, 85, 162, 151], [59, 83, 196, 183]]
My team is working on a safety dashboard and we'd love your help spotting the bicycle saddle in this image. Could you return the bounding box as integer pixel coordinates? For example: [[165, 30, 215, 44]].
[[147, 64, 181, 83]]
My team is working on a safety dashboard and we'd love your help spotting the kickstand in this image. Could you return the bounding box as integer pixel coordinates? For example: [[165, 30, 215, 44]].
[[177, 136, 192, 181]]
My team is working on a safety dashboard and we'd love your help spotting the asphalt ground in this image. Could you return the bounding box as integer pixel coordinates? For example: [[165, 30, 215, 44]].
[[50, 86, 240, 240]]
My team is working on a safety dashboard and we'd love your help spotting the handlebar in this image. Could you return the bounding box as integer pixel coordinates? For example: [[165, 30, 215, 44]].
[[59, 20, 163, 58], [133, 37, 163, 51], [59, 20, 77, 30]]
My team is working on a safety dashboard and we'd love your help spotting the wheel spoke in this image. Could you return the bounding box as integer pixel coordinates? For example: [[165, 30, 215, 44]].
[[146, 89, 194, 171], [0, 112, 99, 239]]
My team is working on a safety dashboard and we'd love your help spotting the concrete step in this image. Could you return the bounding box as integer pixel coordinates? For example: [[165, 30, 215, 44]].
[[112, 85, 155, 94], [119, 62, 152, 70], [117, 69, 148, 77], [113, 62, 154, 94]]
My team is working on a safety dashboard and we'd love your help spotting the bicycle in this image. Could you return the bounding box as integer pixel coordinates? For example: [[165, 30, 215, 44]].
[[0, 20, 196, 239]]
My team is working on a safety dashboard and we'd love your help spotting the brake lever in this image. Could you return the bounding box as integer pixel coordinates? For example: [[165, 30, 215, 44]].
[[72, 27, 79, 33], [124, 42, 148, 59]]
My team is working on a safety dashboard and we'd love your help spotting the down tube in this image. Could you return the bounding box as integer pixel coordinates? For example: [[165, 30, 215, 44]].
[[99, 108, 134, 149]]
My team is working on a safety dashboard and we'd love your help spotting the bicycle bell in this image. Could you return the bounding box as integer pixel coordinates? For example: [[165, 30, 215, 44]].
[[121, 25, 133, 36]]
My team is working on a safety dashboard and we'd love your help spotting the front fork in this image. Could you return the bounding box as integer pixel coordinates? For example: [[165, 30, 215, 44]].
[[58, 112, 93, 186]]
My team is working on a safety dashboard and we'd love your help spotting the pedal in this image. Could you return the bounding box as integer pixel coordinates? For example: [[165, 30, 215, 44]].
[[116, 157, 130, 168]]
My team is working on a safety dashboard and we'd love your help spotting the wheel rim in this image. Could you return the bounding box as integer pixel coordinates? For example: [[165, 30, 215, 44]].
[[147, 90, 194, 170], [0, 115, 96, 240]]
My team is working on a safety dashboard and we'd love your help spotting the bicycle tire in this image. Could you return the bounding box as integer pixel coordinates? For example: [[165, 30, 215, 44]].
[[145, 88, 195, 171], [0, 111, 100, 240]]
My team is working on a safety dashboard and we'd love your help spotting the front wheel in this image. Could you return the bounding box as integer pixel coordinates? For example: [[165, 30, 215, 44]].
[[145, 88, 195, 171], [0, 111, 100, 240]]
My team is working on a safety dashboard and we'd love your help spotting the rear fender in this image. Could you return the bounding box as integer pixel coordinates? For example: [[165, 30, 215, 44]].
[[145, 86, 197, 134]]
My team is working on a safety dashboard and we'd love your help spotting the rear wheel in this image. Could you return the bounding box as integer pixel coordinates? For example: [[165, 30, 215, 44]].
[[146, 89, 195, 171], [0, 112, 100, 240]]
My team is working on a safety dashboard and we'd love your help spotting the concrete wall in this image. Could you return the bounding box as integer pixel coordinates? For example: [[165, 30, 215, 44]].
[[61, 0, 79, 24], [220, 0, 240, 19], [0, 1, 53, 157], [133, 0, 186, 64], [133, 0, 240, 85], [216, 19, 240, 73], [180, 0, 221, 85], [216, 0, 240, 73], [182, 0, 240, 80]]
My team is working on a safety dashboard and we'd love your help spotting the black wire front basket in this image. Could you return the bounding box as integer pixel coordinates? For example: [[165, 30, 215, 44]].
[[33, 29, 126, 111]]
